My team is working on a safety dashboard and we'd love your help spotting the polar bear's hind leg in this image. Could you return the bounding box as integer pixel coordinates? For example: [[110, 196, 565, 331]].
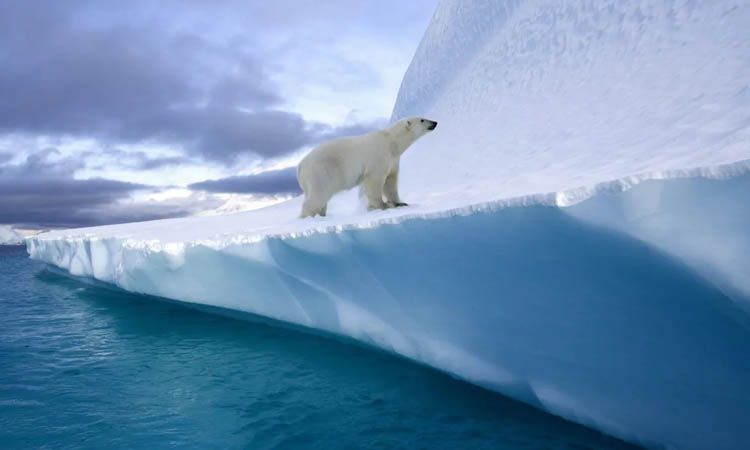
[[301, 194, 328, 218], [300, 198, 321, 218], [298, 163, 330, 217]]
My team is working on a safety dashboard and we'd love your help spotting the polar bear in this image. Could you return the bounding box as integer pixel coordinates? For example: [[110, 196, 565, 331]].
[[297, 117, 437, 218]]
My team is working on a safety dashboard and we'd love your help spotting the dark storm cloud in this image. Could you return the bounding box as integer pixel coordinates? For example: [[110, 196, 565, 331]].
[[0, 149, 219, 228], [0, 1, 317, 163], [0, 148, 242, 228], [189, 167, 301, 195], [0, 178, 149, 227], [129, 108, 317, 163], [0, 150, 149, 227]]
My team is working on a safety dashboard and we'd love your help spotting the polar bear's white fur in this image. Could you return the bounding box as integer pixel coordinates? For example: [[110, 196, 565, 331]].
[[297, 117, 437, 218]]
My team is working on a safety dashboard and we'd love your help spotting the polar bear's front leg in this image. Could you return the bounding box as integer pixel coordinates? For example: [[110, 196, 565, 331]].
[[384, 171, 408, 207], [364, 175, 388, 210]]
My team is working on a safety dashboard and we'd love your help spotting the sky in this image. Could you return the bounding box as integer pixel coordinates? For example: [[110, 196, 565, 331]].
[[0, 0, 437, 228]]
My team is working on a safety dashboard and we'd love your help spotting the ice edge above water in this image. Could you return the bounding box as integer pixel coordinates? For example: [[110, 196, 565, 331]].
[[28, 157, 750, 250]]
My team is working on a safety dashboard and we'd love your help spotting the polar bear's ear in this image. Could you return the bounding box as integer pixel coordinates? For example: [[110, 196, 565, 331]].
[[406, 120, 412, 129]]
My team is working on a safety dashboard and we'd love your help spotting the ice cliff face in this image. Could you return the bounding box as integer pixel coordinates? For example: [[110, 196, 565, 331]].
[[27, 1, 750, 449]]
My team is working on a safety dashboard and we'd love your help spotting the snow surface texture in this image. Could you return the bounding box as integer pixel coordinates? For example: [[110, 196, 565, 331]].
[[28, 1, 750, 449], [0, 226, 24, 245]]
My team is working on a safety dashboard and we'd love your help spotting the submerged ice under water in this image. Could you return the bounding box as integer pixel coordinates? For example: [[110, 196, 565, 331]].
[[0, 246, 638, 449]]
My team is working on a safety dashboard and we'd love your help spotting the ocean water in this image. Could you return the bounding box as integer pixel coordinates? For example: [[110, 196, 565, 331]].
[[0, 246, 638, 449]]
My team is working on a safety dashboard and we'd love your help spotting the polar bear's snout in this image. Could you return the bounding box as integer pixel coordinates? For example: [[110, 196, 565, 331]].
[[419, 118, 438, 130]]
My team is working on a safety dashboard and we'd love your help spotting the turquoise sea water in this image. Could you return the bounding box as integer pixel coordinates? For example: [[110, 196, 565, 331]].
[[0, 245, 638, 449]]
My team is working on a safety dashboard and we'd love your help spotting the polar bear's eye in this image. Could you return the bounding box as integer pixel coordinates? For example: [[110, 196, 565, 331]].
[[420, 119, 424, 123]]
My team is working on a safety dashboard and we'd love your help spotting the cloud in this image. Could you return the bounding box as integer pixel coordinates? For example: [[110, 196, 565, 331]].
[[82, 148, 193, 171], [0, 1, 432, 167], [320, 118, 390, 141], [189, 167, 301, 195], [0, 149, 230, 228], [135, 155, 191, 171], [0, 1, 306, 164], [142, 108, 318, 163], [0, 149, 149, 227]]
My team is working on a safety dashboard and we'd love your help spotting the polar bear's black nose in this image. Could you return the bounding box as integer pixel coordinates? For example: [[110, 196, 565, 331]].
[[428, 120, 437, 130]]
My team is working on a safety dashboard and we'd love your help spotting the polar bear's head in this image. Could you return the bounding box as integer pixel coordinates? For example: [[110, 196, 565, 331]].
[[388, 117, 437, 154], [402, 117, 438, 138]]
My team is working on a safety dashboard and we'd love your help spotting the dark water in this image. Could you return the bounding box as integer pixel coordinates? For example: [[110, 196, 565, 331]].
[[0, 246, 638, 449]]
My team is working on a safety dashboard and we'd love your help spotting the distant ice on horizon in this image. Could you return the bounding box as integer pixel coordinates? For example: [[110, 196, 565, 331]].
[[0, 226, 24, 245]]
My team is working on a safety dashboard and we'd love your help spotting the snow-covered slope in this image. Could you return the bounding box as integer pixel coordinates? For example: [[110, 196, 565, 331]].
[[0, 225, 24, 245], [28, 1, 750, 449], [392, 0, 750, 207]]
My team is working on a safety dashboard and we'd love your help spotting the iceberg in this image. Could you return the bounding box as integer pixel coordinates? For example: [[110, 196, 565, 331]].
[[0, 225, 24, 245], [28, 1, 750, 449]]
